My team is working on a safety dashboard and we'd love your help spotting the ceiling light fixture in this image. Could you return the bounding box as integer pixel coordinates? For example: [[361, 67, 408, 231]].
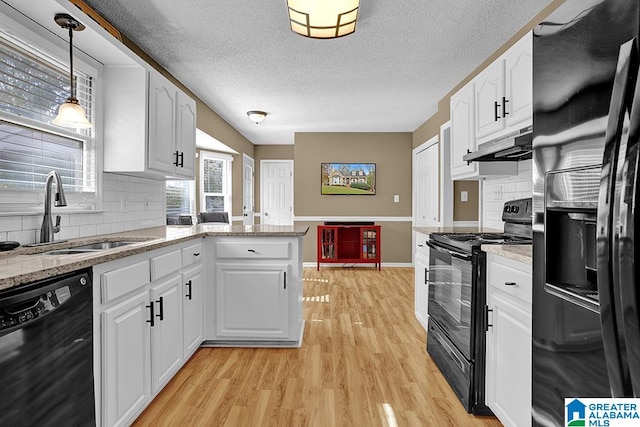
[[286, 0, 360, 39], [247, 111, 267, 124], [51, 13, 92, 129]]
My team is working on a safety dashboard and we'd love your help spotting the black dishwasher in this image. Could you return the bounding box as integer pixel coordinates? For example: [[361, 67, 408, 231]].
[[0, 269, 95, 426]]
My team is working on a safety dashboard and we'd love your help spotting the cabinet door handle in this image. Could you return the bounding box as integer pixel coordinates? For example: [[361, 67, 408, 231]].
[[146, 302, 155, 327], [485, 307, 493, 331], [178, 151, 184, 167], [424, 268, 429, 285], [156, 296, 164, 321], [502, 97, 509, 117], [504, 282, 516, 286], [186, 280, 192, 300], [173, 150, 180, 166], [284, 271, 287, 290], [494, 101, 501, 121]]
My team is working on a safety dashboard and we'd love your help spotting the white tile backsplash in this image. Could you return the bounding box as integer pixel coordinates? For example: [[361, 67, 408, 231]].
[[1, 173, 166, 245], [482, 159, 533, 230]]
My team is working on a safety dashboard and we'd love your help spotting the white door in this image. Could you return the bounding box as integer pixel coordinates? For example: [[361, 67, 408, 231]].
[[450, 82, 477, 179], [475, 60, 505, 140], [261, 160, 293, 225], [414, 140, 439, 227], [148, 73, 177, 175], [182, 264, 204, 358], [243, 154, 255, 226], [504, 32, 533, 129]]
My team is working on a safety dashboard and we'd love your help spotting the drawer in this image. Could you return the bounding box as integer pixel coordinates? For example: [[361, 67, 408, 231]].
[[182, 241, 203, 266], [150, 249, 182, 281], [488, 256, 532, 305], [102, 260, 150, 303], [415, 235, 429, 258], [216, 240, 291, 259]]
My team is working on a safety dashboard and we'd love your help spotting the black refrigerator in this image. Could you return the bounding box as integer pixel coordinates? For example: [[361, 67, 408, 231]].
[[532, 0, 640, 425]]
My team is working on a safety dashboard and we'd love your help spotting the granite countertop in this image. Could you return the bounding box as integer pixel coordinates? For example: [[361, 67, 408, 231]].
[[0, 224, 309, 291], [413, 226, 503, 234], [481, 244, 533, 265]]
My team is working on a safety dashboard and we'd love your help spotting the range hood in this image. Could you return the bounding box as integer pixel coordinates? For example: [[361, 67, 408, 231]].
[[463, 126, 533, 162]]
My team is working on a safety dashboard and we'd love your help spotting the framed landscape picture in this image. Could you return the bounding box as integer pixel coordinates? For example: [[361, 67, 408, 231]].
[[321, 163, 376, 195]]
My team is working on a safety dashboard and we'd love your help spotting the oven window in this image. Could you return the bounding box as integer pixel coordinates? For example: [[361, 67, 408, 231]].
[[428, 248, 473, 358]]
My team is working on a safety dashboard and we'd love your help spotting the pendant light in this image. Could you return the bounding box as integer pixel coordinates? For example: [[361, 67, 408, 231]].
[[286, 0, 360, 39], [52, 13, 92, 129]]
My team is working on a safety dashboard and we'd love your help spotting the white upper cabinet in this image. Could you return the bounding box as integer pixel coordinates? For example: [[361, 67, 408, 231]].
[[475, 59, 506, 140], [504, 32, 533, 130], [449, 32, 532, 180], [476, 31, 533, 145], [103, 65, 196, 180], [450, 81, 477, 179]]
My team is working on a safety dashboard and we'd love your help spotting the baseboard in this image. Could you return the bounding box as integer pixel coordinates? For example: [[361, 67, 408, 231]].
[[200, 321, 305, 349], [303, 262, 412, 268]]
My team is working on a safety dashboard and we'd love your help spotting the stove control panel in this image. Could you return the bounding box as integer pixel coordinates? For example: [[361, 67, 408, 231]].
[[502, 198, 532, 224]]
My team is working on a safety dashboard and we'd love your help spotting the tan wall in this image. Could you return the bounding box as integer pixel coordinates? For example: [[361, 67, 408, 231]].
[[294, 132, 413, 263], [253, 145, 295, 213], [453, 181, 479, 221]]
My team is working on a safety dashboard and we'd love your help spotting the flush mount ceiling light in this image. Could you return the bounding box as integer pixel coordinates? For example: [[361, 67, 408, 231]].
[[286, 0, 360, 39], [51, 13, 92, 129], [247, 111, 267, 124]]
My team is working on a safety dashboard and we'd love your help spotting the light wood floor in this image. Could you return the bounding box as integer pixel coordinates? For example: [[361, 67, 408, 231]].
[[132, 268, 502, 427]]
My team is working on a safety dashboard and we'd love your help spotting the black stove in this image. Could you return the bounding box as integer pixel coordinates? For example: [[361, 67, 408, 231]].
[[429, 198, 533, 254], [424, 198, 532, 414]]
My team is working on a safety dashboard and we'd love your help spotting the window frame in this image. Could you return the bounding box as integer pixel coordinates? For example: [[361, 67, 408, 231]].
[[0, 8, 103, 214], [199, 150, 233, 217]]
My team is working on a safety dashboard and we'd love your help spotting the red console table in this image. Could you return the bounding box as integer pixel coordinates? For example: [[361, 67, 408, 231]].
[[317, 224, 381, 270]]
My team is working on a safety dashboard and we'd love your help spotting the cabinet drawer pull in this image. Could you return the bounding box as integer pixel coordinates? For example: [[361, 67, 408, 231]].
[[146, 302, 155, 327], [247, 249, 256, 253], [156, 296, 164, 321], [186, 280, 192, 300], [424, 268, 429, 285], [504, 282, 516, 286], [193, 252, 200, 257]]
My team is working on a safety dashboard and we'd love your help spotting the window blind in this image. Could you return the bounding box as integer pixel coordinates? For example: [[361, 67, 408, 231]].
[[0, 33, 95, 196], [166, 180, 195, 216]]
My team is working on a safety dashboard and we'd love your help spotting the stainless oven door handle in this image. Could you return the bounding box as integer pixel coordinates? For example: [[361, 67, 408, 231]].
[[426, 241, 472, 261]]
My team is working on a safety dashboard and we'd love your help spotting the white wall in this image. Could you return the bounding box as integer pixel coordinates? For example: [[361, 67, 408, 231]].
[[0, 173, 165, 245], [482, 159, 533, 230]]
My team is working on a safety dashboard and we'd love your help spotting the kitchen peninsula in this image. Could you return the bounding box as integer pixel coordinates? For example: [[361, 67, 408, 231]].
[[0, 224, 308, 427]]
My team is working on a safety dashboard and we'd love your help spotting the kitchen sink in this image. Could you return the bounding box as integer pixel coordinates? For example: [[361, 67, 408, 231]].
[[43, 241, 139, 255], [71, 241, 139, 250]]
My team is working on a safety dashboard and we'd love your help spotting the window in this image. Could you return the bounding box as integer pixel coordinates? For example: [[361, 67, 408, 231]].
[[166, 180, 195, 217], [200, 151, 232, 215], [0, 28, 97, 211]]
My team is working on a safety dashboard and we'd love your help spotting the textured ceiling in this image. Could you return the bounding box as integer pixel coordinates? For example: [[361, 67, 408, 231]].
[[81, 0, 552, 145]]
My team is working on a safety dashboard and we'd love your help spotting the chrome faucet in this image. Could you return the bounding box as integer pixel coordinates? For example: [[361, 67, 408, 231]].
[[40, 171, 67, 243]]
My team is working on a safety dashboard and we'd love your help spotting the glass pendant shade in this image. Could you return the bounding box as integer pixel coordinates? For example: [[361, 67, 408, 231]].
[[52, 97, 92, 129], [287, 0, 360, 39], [52, 13, 92, 129]]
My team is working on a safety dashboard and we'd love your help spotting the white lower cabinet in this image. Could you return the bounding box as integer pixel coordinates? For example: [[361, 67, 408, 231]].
[[182, 264, 204, 357], [206, 236, 303, 343], [150, 273, 184, 394], [102, 291, 151, 427], [414, 232, 430, 330], [485, 253, 532, 427], [215, 263, 290, 339], [96, 238, 204, 427]]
